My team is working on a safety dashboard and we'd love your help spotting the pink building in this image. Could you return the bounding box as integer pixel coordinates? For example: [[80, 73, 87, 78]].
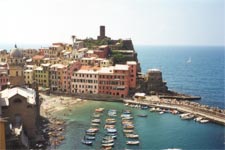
[[71, 66, 99, 94], [62, 61, 81, 93], [98, 64, 130, 98], [0, 63, 9, 91], [127, 61, 137, 88]]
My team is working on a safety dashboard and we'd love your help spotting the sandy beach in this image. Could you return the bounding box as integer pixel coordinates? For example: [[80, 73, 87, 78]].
[[40, 93, 86, 118]]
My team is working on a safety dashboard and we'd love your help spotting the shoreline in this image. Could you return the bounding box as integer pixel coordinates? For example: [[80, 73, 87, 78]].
[[40, 93, 225, 126]]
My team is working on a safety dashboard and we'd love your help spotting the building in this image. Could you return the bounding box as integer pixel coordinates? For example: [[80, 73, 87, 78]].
[[8, 48, 25, 86], [32, 55, 45, 66], [49, 64, 65, 92], [94, 45, 110, 58], [22, 49, 38, 58], [0, 87, 39, 148], [98, 64, 130, 97], [71, 66, 99, 94], [0, 49, 8, 63], [62, 61, 81, 93], [0, 101, 6, 150], [0, 63, 9, 91], [97, 26, 106, 40], [145, 69, 168, 93], [126, 61, 137, 88], [34, 64, 50, 88], [24, 65, 35, 85]]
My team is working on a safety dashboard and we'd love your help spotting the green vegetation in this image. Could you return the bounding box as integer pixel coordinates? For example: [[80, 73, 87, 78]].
[[83, 38, 111, 49]]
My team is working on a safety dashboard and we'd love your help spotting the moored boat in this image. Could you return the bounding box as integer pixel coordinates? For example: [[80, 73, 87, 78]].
[[84, 135, 95, 140], [200, 119, 209, 123], [81, 139, 93, 145], [126, 140, 140, 145], [107, 128, 117, 133], [125, 133, 139, 139], [102, 142, 114, 147], [137, 114, 148, 117], [101, 139, 114, 144]]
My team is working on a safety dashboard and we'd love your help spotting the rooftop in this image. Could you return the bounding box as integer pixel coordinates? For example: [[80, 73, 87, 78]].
[[114, 64, 129, 71], [0, 87, 36, 106]]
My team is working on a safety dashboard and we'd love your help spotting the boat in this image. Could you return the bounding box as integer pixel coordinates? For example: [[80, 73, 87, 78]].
[[102, 139, 114, 144], [81, 139, 93, 145], [103, 135, 117, 140], [194, 117, 203, 122], [123, 110, 132, 114], [123, 124, 135, 129], [105, 132, 117, 136], [92, 119, 101, 123], [180, 114, 194, 120], [91, 123, 100, 126], [123, 129, 134, 133], [101, 146, 113, 150], [159, 111, 164, 115], [104, 125, 115, 129], [84, 136, 95, 140], [137, 114, 148, 117], [102, 143, 114, 147], [86, 132, 96, 136], [126, 140, 140, 145], [186, 57, 191, 64], [95, 108, 105, 113], [200, 119, 209, 123], [125, 134, 139, 139], [149, 107, 156, 112], [86, 128, 99, 133], [107, 128, 117, 133], [93, 113, 101, 118], [141, 105, 149, 109]]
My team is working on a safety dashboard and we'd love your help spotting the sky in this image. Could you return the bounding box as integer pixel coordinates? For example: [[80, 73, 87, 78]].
[[0, 0, 224, 47]]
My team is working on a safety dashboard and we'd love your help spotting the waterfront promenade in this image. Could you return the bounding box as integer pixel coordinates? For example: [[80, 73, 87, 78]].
[[124, 96, 225, 126]]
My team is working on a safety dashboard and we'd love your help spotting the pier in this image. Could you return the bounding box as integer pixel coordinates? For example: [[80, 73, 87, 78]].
[[123, 96, 225, 126]]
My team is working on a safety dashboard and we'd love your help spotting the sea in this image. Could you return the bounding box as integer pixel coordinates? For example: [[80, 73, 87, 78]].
[[1, 45, 224, 149]]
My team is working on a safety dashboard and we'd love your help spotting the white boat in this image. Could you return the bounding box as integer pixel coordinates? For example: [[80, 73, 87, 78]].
[[200, 119, 209, 123], [194, 117, 203, 122], [102, 139, 114, 144], [159, 111, 164, 114], [107, 128, 117, 133], [125, 134, 139, 138], [181, 114, 194, 120], [126, 140, 140, 145], [186, 57, 192, 63], [102, 142, 114, 147]]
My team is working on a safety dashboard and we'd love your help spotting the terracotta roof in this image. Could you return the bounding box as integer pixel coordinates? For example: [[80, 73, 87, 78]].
[[32, 55, 44, 60]]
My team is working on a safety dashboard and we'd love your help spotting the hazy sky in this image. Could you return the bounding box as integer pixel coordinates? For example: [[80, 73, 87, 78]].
[[0, 0, 224, 46]]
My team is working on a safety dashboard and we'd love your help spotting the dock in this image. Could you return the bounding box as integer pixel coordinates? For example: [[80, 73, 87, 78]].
[[123, 97, 225, 126]]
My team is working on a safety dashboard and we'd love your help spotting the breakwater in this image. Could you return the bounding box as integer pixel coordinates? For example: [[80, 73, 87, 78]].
[[124, 96, 225, 126]]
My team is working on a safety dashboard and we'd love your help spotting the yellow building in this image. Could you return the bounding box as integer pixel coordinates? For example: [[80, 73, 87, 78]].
[[34, 63, 50, 88]]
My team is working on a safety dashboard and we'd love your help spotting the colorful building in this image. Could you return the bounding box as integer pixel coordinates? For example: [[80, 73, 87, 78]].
[[126, 61, 137, 88], [50, 64, 65, 92], [0, 49, 8, 63], [34, 63, 50, 88], [98, 64, 130, 97], [71, 66, 99, 94], [24, 65, 35, 85], [0, 63, 9, 91]]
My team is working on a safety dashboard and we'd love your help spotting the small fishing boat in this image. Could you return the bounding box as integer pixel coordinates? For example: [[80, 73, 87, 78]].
[[86, 132, 96, 136], [159, 111, 164, 115], [107, 128, 117, 133], [95, 108, 105, 113], [85, 136, 95, 140], [103, 135, 117, 140], [200, 119, 209, 123], [102, 142, 114, 147], [126, 140, 140, 145], [123, 124, 134, 129], [92, 119, 101, 123], [149, 107, 156, 112], [141, 105, 149, 109], [81, 139, 93, 145], [137, 114, 148, 117], [123, 129, 134, 133], [101, 139, 114, 144], [125, 134, 139, 139], [194, 117, 203, 122], [86, 128, 99, 133], [105, 132, 117, 136]]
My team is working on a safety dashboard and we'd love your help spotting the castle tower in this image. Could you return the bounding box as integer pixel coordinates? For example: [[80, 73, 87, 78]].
[[98, 25, 106, 40]]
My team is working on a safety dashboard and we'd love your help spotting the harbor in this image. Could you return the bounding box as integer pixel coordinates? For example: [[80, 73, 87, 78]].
[[124, 96, 225, 126]]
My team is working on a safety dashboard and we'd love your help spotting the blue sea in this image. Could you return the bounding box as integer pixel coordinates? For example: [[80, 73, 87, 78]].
[[54, 46, 224, 150], [136, 46, 224, 109]]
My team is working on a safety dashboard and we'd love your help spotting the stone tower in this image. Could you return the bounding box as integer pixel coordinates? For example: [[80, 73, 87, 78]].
[[98, 25, 106, 40]]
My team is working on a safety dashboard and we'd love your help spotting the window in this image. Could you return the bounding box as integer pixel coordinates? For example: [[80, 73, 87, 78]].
[[14, 98, 22, 103]]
